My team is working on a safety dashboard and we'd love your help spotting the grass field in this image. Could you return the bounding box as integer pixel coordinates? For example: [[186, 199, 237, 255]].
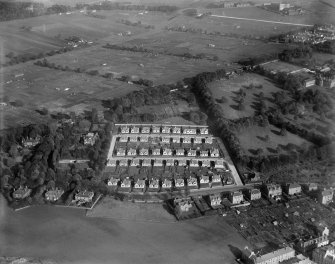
[[236, 124, 312, 156], [0, 63, 141, 129], [207, 73, 282, 119], [126, 30, 286, 63], [44, 46, 223, 85]]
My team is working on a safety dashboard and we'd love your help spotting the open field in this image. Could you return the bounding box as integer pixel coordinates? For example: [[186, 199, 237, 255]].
[[0, 64, 141, 129], [0, 11, 149, 63], [0, 195, 250, 264], [126, 31, 286, 63], [87, 196, 176, 222], [260, 60, 304, 74], [207, 73, 282, 119], [44, 46, 223, 85], [236, 124, 312, 156]]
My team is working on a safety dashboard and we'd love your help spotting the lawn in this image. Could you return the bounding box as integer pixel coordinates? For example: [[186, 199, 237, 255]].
[[236, 124, 312, 156], [207, 73, 282, 119]]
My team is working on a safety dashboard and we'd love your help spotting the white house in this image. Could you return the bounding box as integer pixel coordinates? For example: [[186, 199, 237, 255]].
[[173, 136, 181, 143], [162, 179, 172, 189], [163, 148, 172, 156], [119, 135, 128, 143], [200, 150, 208, 157], [152, 148, 161, 156], [162, 126, 171, 134], [187, 149, 197, 157], [127, 148, 137, 156], [162, 137, 170, 143], [229, 191, 244, 204], [129, 136, 137, 142], [139, 135, 149, 142], [142, 159, 152, 167], [139, 148, 149, 156], [154, 159, 163, 167], [172, 127, 181, 134], [211, 148, 220, 157], [176, 149, 185, 156], [175, 178, 185, 188], [190, 159, 199, 167], [120, 126, 129, 134], [199, 175, 210, 188], [141, 126, 150, 133], [152, 126, 160, 133], [165, 159, 174, 166], [205, 137, 213, 144], [131, 126, 140, 134], [187, 177, 198, 189], [209, 193, 222, 208], [116, 148, 126, 156], [108, 177, 120, 186], [194, 137, 203, 144], [183, 128, 196, 135]]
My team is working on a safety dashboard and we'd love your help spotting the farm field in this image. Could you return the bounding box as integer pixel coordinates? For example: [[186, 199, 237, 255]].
[[0, 11, 149, 63], [236, 124, 312, 156], [126, 31, 286, 63], [44, 46, 223, 85], [207, 73, 282, 119], [0, 64, 142, 129]]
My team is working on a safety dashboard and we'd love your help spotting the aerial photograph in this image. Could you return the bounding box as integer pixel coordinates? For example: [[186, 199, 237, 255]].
[[0, 0, 335, 263]]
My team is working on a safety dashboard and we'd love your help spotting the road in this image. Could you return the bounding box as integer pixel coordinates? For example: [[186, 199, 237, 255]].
[[211, 14, 314, 27]]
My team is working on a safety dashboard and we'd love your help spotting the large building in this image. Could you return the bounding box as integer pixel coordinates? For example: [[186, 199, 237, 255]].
[[296, 227, 330, 254], [312, 244, 335, 264], [242, 246, 295, 264]]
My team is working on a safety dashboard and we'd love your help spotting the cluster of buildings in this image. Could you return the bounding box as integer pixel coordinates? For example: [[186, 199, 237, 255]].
[[281, 25, 335, 45], [262, 3, 305, 16], [108, 169, 234, 193], [207, 1, 252, 8], [82, 132, 99, 146], [21, 136, 41, 148]]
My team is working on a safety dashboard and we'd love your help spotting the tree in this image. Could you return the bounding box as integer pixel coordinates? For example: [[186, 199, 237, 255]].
[[280, 127, 287, 136]]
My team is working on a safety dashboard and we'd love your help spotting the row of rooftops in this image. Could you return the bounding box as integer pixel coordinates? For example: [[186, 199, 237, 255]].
[[119, 125, 209, 135], [107, 158, 228, 169], [115, 147, 220, 157], [118, 135, 213, 144], [108, 173, 232, 189]]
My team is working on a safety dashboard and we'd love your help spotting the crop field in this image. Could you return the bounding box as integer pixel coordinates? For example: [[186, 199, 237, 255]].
[[207, 73, 282, 119], [126, 31, 286, 63], [260, 60, 304, 74], [0, 12, 149, 63], [236, 124, 312, 156], [44, 46, 223, 85], [0, 64, 141, 129]]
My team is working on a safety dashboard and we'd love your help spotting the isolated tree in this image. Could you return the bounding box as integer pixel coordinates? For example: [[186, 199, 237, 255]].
[[280, 127, 287, 136]]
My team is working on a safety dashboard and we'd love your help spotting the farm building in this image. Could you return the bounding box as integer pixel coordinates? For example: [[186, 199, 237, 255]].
[[45, 188, 64, 202], [229, 191, 244, 204], [187, 177, 198, 189], [107, 177, 120, 186], [75, 190, 94, 203]]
